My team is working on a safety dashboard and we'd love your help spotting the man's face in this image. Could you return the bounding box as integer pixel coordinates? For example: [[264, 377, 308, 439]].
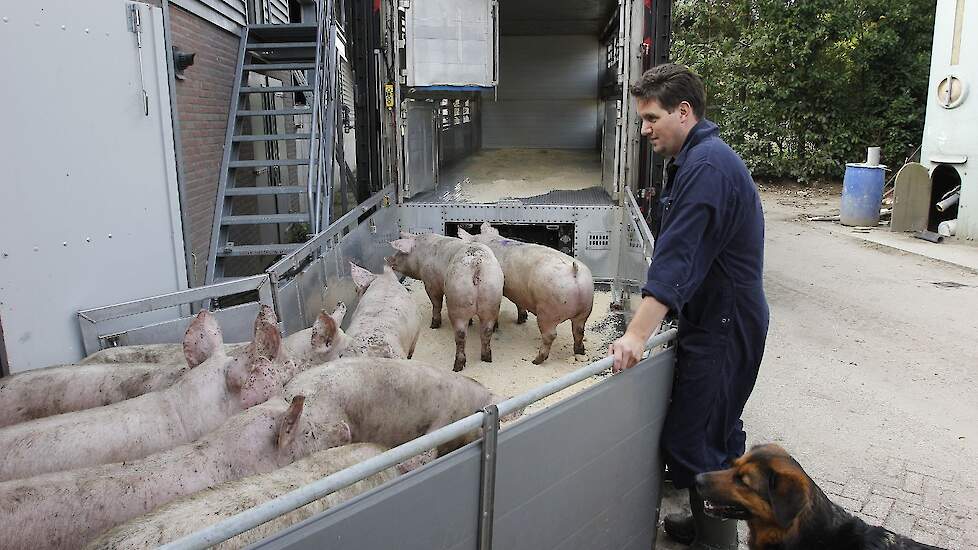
[[637, 97, 695, 158]]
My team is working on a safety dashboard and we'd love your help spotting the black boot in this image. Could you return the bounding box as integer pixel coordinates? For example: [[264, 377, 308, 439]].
[[663, 510, 695, 544], [665, 488, 737, 549], [688, 486, 738, 550]]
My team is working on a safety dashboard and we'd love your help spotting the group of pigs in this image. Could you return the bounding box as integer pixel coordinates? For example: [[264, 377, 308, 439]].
[[0, 223, 594, 549]]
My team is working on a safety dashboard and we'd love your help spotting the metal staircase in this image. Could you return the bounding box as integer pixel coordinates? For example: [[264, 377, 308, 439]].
[[205, 3, 339, 284]]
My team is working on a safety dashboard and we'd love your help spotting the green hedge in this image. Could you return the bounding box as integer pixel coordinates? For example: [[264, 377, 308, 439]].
[[671, 0, 935, 182]]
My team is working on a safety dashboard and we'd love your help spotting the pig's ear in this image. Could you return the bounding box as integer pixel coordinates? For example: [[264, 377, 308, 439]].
[[256, 303, 278, 328], [382, 264, 397, 277], [330, 302, 348, 326], [252, 308, 282, 361], [349, 262, 377, 292], [324, 420, 352, 446], [481, 222, 500, 237], [312, 310, 339, 349], [276, 395, 305, 450], [390, 238, 415, 255], [183, 310, 224, 368], [457, 228, 473, 241]]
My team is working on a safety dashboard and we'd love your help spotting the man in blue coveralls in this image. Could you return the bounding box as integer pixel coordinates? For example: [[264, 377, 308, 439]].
[[609, 64, 769, 549]]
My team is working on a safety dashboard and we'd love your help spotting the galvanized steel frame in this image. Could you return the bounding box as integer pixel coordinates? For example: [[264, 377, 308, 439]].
[[77, 274, 273, 355]]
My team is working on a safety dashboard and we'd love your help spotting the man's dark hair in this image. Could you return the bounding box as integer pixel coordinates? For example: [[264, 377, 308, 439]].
[[629, 63, 706, 119]]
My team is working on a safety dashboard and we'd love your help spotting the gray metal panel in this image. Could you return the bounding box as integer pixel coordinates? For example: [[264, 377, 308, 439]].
[[405, 100, 439, 198], [271, 204, 400, 335], [249, 347, 674, 550], [115, 302, 262, 346], [397, 203, 620, 280], [406, 0, 495, 87], [0, 2, 187, 372], [482, 35, 601, 149]]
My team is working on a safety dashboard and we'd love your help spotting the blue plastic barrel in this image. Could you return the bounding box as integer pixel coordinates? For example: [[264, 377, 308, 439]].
[[840, 163, 886, 227]]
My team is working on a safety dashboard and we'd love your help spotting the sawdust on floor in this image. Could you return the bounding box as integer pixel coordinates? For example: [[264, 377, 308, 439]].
[[439, 148, 602, 203], [404, 279, 623, 416]]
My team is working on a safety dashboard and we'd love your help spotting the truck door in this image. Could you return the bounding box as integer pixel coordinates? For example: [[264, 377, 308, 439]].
[[403, 0, 499, 87]]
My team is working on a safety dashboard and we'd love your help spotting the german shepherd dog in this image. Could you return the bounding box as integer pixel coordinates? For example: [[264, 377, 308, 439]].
[[695, 444, 946, 550]]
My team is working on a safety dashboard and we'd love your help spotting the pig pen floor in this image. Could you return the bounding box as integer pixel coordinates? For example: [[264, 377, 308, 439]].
[[405, 148, 613, 206], [404, 280, 623, 416]]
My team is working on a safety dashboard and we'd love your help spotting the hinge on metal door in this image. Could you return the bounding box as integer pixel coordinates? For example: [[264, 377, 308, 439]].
[[126, 3, 150, 116]]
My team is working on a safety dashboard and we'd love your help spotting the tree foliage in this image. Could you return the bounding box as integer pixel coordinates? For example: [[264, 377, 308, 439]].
[[671, 0, 936, 182]]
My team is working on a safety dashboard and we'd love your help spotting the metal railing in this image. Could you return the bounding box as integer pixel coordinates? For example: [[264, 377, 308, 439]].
[[158, 328, 678, 550]]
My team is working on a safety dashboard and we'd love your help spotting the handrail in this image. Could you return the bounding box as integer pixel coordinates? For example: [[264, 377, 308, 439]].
[[158, 328, 678, 550], [304, 2, 326, 233]]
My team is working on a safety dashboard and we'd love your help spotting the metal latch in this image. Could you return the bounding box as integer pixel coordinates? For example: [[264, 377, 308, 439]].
[[126, 4, 150, 116]]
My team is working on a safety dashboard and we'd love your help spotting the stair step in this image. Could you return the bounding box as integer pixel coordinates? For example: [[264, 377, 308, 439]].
[[243, 62, 316, 72], [237, 108, 312, 117], [240, 85, 313, 94], [217, 244, 302, 257], [247, 42, 317, 50], [222, 214, 309, 225], [225, 186, 307, 196], [232, 133, 312, 142], [247, 24, 318, 43], [229, 158, 310, 168]]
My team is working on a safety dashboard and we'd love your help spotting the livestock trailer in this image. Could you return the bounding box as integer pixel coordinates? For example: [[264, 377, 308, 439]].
[[3, 0, 677, 547]]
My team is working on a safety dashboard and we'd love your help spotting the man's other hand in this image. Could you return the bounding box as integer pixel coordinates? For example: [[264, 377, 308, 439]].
[[609, 333, 645, 373]]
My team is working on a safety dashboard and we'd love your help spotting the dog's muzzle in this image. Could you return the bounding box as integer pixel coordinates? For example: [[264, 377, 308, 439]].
[[703, 499, 751, 520]]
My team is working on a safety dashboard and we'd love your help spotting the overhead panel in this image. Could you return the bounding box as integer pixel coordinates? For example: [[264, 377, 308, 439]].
[[405, 0, 497, 87]]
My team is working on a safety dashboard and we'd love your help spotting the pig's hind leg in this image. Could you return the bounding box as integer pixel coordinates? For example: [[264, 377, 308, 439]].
[[532, 316, 559, 365], [424, 284, 444, 329]]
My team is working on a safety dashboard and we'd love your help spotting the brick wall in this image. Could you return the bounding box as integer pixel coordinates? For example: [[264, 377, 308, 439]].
[[169, 5, 239, 286]]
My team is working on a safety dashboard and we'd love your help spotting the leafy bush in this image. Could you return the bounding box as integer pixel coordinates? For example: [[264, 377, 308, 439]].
[[671, 0, 935, 182]]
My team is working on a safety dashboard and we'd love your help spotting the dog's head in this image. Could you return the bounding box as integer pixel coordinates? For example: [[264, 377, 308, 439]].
[[695, 444, 813, 533]]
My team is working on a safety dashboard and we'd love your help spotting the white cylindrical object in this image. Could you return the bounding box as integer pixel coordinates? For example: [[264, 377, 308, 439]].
[[938, 219, 958, 237], [936, 192, 960, 213], [867, 146, 881, 166]]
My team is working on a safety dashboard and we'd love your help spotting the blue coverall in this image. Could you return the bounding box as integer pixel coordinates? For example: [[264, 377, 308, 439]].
[[642, 119, 770, 489]]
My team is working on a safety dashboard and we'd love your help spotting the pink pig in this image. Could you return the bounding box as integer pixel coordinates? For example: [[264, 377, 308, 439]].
[[460, 223, 594, 364], [386, 232, 503, 371]]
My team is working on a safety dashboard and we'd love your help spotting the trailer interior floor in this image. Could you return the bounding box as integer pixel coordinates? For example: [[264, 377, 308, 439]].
[[404, 279, 622, 415], [407, 148, 612, 205]]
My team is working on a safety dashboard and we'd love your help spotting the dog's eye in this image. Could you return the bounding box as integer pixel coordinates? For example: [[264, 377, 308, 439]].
[[738, 475, 750, 487]]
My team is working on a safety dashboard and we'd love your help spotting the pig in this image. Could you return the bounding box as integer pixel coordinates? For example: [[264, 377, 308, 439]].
[[284, 358, 496, 457], [85, 443, 395, 550], [0, 395, 346, 550], [341, 262, 421, 359], [0, 358, 189, 429], [386, 232, 503, 371], [0, 306, 310, 482], [459, 223, 594, 364], [281, 302, 349, 364]]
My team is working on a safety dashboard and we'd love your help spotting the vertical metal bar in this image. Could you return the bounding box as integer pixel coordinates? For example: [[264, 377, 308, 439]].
[[478, 405, 499, 550], [306, 6, 326, 233]]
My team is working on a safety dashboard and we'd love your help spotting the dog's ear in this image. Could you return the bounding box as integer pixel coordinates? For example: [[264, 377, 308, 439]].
[[768, 467, 807, 528]]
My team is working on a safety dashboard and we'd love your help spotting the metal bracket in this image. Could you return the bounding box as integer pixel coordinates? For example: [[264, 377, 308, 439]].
[[478, 404, 499, 550]]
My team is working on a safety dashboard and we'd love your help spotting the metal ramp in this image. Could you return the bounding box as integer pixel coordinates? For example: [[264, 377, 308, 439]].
[[206, 6, 339, 284]]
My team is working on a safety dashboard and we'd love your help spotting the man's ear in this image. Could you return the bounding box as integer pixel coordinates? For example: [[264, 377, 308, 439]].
[[768, 466, 808, 528]]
